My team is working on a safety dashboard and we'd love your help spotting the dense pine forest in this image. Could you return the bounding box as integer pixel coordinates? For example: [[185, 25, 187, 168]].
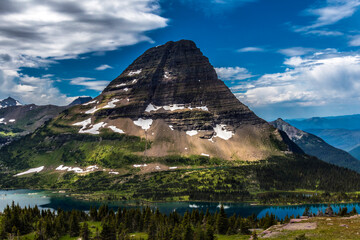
[[0, 203, 280, 240]]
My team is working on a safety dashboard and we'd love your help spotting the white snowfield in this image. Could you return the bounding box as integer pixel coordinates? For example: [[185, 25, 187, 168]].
[[109, 171, 119, 175], [123, 88, 129, 92], [81, 122, 106, 134], [0, 118, 4, 124], [73, 118, 92, 132], [82, 100, 98, 106], [116, 83, 127, 87], [128, 69, 142, 76], [9, 119, 16, 123], [186, 130, 198, 136], [116, 79, 137, 87], [108, 126, 125, 134], [86, 165, 99, 171], [133, 118, 153, 130], [169, 125, 174, 131], [73, 118, 106, 135], [201, 153, 210, 157], [85, 99, 120, 114], [15, 166, 44, 176], [56, 165, 99, 173], [213, 124, 234, 140], [145, 103, 209, 112], [169, 167, 178, 170], [85, 107, 97, 114], [133, 164, 148, 168], [102, 99, 120, 109]]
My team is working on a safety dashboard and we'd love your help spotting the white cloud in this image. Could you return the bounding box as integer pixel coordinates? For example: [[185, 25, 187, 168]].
[[0, 0, 168, 105], [237, 47, 265, 52], [215, 67, 254, 81], [349, 35, 360, 46], [95, 64, 113, 71], [278, 47, 315, 57], [293, 0, 360, 38], [233, 51, 360, 110]]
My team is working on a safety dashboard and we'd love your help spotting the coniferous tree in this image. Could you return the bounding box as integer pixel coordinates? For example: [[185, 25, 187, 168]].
[[80, 222, 90, 240], [171, 225, 182, 240], [147, 219, 157, 240], [183, 223, 194, 240], [100, 218, 116, 240], [205, 225, 215, 240], [69, 211, 80, 237], [194, 224, 205, 240], [216, 205, 228, 234]]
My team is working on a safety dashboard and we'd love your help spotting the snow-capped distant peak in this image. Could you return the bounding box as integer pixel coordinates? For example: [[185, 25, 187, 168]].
[[0, 97, 22, 109]]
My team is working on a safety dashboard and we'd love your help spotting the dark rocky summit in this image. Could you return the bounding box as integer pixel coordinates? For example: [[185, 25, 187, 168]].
[[68, 97, 93, 106], [0, 97, 21, 109], [100, 40, 265, 131]]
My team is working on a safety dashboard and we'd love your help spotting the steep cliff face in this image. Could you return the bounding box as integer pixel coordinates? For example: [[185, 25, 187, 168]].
[[36, 40, 295, 161]]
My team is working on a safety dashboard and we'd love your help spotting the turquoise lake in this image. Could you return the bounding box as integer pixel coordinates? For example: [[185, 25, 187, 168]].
[[1, 189, 358, 220]]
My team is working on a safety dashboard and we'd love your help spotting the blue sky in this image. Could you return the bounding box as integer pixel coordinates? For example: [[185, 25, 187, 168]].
[[1, 0, 360, 120]]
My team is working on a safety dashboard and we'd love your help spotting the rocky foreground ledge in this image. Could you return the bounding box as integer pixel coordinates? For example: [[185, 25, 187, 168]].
[[257, 214, 360, 239]]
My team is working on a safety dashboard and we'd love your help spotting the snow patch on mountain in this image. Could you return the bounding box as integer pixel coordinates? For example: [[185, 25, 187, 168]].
[[186, 130, 198, 136], [213, 124, 233, 140], [145, 103, 209, 112], [108, 126, 125, 134], [15, 166, 44, 176], [133, 118, 153, 130], [128, 69, 142, 76]]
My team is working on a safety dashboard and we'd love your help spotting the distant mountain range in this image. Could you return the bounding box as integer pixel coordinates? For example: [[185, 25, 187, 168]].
[[287, 115, 360, 152], [0, 96, 92, 147], [350, 146, 360, 161], [271, 118, 360, 172], [287, 114, 360, 130]]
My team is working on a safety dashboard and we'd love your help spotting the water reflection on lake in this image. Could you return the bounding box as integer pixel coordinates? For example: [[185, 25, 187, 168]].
[[1, 189, 359, 220]]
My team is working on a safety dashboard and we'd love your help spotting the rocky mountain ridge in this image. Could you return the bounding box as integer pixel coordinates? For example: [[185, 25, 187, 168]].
[[0, 97, 22, 109], [271, 118, 360, 172]]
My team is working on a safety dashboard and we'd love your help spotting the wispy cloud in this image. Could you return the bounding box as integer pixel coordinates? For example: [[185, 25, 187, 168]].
[[95, 64, 113, 71], [237, 47, 265, 53], [278, 47, 316, 56], [215, 67, 254, 81], [69, 77, 110, 91], [0, 0, 167, 105], [293, 0, 360, 37]]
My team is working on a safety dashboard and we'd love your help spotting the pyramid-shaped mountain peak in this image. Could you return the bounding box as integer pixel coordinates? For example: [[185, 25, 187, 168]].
[[101, 40, 265, 128], [56, 40, 294, 160]]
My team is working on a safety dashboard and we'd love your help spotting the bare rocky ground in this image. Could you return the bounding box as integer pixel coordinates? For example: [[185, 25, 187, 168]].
[[256, 215, 360, 239]]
